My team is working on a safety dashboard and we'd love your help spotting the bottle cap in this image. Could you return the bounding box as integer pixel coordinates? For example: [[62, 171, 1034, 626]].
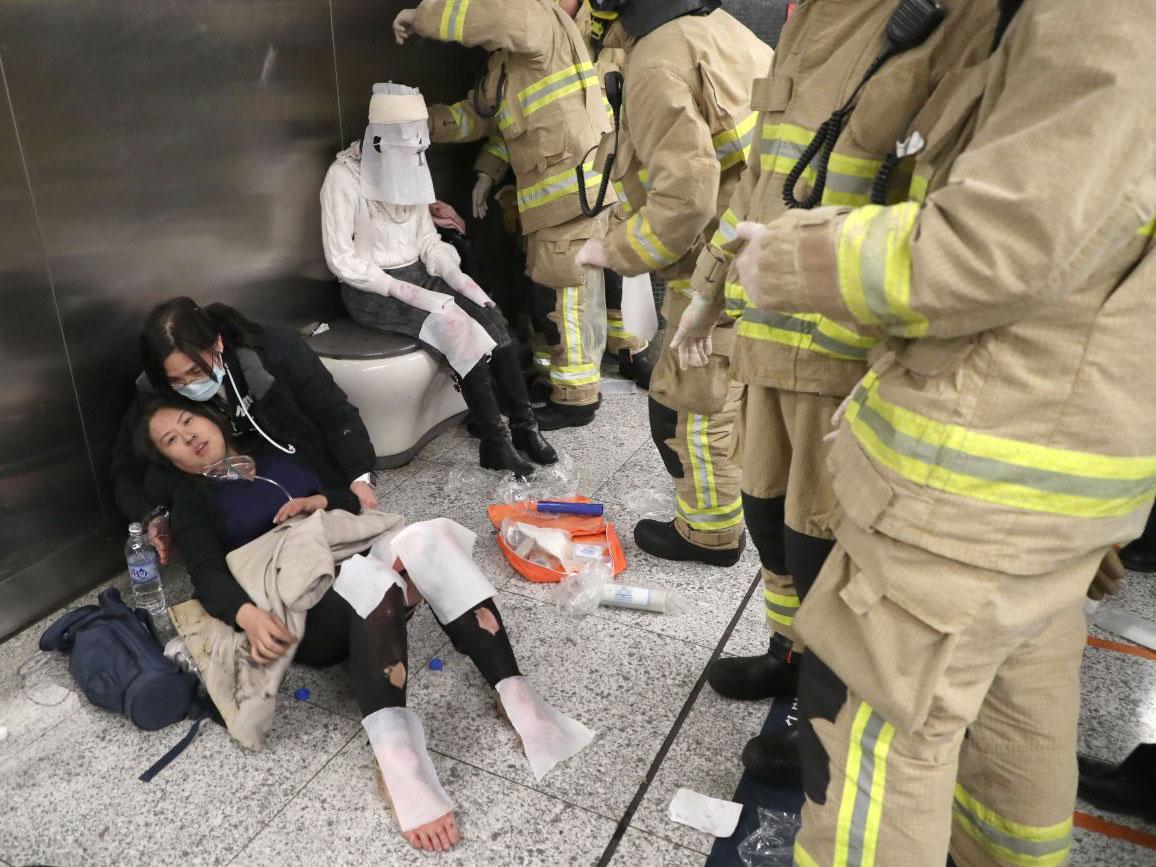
[[128, 522, 143, 534], [293, 687, 311, 701], [428, 658, 444, 671]]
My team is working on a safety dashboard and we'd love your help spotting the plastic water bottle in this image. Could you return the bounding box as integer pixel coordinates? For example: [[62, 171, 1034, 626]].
[[126, 522, 167, 618]]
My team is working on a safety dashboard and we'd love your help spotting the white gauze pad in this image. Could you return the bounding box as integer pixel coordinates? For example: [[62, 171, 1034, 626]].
[[390, 518, 496, 624], [496, 675, 595, 781], [334, 554, 406, 619], [362, 707, 455, 832]]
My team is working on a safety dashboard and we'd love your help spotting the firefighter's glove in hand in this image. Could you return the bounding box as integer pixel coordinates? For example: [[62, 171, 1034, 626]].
[[472, 173, 494, 220], [392, 8, 417, 44], [447, 271, 496, 309], [1088, 549, 1125, 601], [735, 221, 772, 308], [670, 296, 719, 370]]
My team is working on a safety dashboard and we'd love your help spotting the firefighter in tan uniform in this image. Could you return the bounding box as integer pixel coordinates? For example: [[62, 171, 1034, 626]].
[[735, 0, 1156, 861], [672, 0, 998, 781], [394, 0, 612, 430], [575, 0, 773, 566]]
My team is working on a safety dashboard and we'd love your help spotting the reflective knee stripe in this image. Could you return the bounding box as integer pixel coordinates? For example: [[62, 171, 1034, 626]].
[[517, 161, 602, 214], [561, 286, 584, 365], [713, 112, 759, 171], [764, 588, 800, 627], [952, 784, 1071, 866], [834, 703, 895, 867], [483, 135, 509, 165], [686, 413, 718, 509], [736, 309, 876, 360], [627, 213, 679, 270], [794, 843, 822, 867], [677, 495, 744, 531], [836, 202, 928, 338], [847, 369, 1156, 517], [549, 364, 600, 386], [438, 0, 470, 40], [760, 123, 880, 208], [607, 315, 629, 340]]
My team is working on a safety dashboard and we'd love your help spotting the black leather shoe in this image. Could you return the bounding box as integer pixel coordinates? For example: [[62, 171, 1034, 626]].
[[479, 438, 534, 478], [742, 719, 802, 787], [1118, 543, 1156, 572], [618, 348, 655, 390], [511, 423, 558, 465], [707, 639, 799, 701], [535, 399, 599, 431], [1078, 745, 1156, 822], [634, 519, 744, 567]]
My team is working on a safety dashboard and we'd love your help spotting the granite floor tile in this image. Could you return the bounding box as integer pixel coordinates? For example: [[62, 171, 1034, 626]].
[[372, 456, 442, 496], [1078, 647, 1156, 762], [722, 578, 774, 660], [407, 589, 712, 820], [413, 419, 473, 464], [608, 828, 707, 866], [0, 696, 357, 867], [1069, 827, 1156, 867], [630, 688, 770, 854], [233, 734, 617, 867]]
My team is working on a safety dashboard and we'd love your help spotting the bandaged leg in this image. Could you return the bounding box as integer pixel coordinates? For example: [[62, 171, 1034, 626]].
[[333, 554, 406, 619], [389, 518, 496, 624], [362, 707, 456, 832], [495, 675, 595, 781]]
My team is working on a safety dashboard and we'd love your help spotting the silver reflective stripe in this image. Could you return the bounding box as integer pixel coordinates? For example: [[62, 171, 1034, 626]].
[[715, 125, 755, 164], [764, 597, 798, 621], [519, 66, 596, 114], [678, 499, 744, 524], [952, 797, 1072, 860], [847, 711, 889, 866], [725, 297, 746, 312], [741, 309, 870, 360], [443, 0, 468, 38], [629, 217, 673, 267], [690, 414, 714, 508]]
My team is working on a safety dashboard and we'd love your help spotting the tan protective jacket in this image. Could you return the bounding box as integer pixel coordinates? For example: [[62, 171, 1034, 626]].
[[416, 0, 611, 234], [749, 0, 1156, 575], [601, 11, 772, 294], [691, 0, 997, 395]]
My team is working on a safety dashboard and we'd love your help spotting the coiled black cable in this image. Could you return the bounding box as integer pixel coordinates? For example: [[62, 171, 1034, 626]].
[[472, 65, 508, 119]]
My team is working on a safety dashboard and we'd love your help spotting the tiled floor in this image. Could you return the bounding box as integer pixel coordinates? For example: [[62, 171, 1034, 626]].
[[2, 374, 1155, 866]]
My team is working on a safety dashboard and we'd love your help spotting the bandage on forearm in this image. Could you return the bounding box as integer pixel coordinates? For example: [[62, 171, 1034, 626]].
[[362, 707, 455, 831]]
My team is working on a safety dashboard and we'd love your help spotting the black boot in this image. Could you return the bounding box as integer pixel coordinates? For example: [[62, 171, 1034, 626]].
[[1078, 744, 1156, 822], [708, 632, 799, 701], [458, 365, 533, 478], [742, 698, 803, 786], [535, 398, 600, 431], [488, 343, 558, 465], [618, 347, 655, 390], [634, 519, 745, 567]]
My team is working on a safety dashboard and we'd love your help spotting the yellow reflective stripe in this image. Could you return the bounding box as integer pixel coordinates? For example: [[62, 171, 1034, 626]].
[[713, 112, 758, 171], [724, 281, 748, 319], [677, 495, 744, 531], [442, 102, 475, 141], [517, 161, 601, 213], [517, 62, 597, 116], [834, 703, 894, 867], [764, 589, 800, 626], [836, 203, 928, 338], [438, 0, 470, 40], [952, 785, 1071, 866], [736, 310, 877, 360], [710, 208, 742, 257], [626, 213, 678, 269], [684, 413, 718, 508], [561, 286, 583, 365], [909, 174, 929, 203], [795, 843, 821, 867], [607, 315, 629, 339], [483, 135, 509, 163], [638, 167, 651, 189], [1140, 214, 1156, 237], [765, 590, 800, 608], [667, 278, 693, 299], [848, 370, 1156, 517], [759, 122, 879, 207]]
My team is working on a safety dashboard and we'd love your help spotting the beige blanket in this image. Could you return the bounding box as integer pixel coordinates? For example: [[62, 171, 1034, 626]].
[[170, 508, 405, 751]]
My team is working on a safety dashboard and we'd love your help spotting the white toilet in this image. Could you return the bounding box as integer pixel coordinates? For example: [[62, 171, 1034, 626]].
[[304, 318, 466, 468]]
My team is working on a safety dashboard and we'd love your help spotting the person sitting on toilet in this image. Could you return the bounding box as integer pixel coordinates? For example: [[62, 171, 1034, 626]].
[[321, 82, 556, 479]]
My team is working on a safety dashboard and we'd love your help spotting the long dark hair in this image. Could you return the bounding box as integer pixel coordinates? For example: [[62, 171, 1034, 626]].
[[134, 397, 229, 470], [140, 297, 265, 392]]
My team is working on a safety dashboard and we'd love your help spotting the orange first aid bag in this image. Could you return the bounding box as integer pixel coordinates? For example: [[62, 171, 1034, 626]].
[[487, 498, 628, 584]]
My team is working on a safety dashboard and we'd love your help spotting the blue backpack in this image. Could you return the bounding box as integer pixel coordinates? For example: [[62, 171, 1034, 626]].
[[39, 587, 211, 781]]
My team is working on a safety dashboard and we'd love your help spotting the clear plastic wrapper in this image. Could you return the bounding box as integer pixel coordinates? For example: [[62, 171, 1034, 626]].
[[446, 462, 506, 498], [495, 451, 582, 503], [554, 568, 609, 618], [17, 650, 74, 707], [623, 487, 676, 519], [738, 808, 802, 867]]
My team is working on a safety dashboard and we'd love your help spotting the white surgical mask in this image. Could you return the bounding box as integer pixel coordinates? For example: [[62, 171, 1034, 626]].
[[176, 364, 224, 402]]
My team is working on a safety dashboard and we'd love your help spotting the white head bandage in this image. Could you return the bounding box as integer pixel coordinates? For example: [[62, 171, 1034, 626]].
[[360, 82, 436, 206]]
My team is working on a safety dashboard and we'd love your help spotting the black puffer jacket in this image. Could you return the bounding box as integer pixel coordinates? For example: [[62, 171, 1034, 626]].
[[111, 321, 377, 521]]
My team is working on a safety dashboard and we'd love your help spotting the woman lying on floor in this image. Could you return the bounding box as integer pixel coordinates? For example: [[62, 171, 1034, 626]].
[[137, 399, 592, 852]]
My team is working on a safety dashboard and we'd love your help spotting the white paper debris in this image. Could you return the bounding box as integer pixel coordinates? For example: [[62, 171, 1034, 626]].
[[668, 787, 743, 837]]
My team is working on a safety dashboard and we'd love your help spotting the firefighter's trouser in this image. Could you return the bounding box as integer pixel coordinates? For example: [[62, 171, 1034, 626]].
[[647, 290, 744, 549], [525, 216, 607, 407], [792, 533, 1101, 867], [737, 385, 841, 650], [604, 269, 648, 356]]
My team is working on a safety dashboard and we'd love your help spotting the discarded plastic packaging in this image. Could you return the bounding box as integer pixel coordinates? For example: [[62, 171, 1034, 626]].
[[17, 651, 73, 707], [602, 583, 692, 615], [554, 570, 606, 618], [623, 487, 676, 519], [495, 451, 582, 504], [554, 563, 693, 618], [446, 462, 506, 498], [738, 808, 802, 867], [668, 787, 743, 837]]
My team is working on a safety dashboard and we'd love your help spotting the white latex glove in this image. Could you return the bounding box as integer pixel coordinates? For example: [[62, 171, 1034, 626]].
[[393, 8, 418, 44], [388, 279, 455, 315], [735, 221, 770, 308], [669, 295, 718, 370], [447, 271, 496, 308], [472, 173, 495, 219], [576, 237, 609, 269]]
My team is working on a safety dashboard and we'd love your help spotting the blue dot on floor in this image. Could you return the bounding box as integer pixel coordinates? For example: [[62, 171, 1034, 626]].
[[294, 687, 311, 701], [429, 658, 444, 671]]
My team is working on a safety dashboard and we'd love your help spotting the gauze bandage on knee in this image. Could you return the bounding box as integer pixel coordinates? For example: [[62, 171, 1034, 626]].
[[334, 554, 406, 619], [362, 707, 455, 832], [390, 518, 496, 624], [496, 675, 595, 781]]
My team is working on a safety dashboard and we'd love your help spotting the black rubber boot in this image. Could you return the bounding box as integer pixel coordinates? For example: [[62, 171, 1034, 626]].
[[617, 348, 656, 390], [708, 632, 799, 701], [458, 365, 533, 477], [634, 518, 745, 567], [742, 698, 803, 786], [535, 398, 600, 431], [488, 343, 558, 465], [1077, 745, 1156, 822]]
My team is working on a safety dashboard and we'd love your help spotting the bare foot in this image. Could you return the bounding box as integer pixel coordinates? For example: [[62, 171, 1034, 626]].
[[376, 767, 462, 851]]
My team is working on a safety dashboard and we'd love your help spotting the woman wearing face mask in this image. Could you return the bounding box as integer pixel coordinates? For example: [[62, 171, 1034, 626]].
[[110, 297, 379, 563]]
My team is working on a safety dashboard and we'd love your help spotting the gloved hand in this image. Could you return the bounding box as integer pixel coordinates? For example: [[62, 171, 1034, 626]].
[[735, 221, 771, 308], [669, 295, 719, 369], [472, 173, 495, 219], [1087, 549, 1125, 601], [392, 8, 418, 44], [447, 270, 496, 308], [576, 237, 609, 269], [429, 201, 466, 233]]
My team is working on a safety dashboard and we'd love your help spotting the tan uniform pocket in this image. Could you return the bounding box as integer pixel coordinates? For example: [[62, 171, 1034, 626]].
[[526, 218, 597, 289]]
